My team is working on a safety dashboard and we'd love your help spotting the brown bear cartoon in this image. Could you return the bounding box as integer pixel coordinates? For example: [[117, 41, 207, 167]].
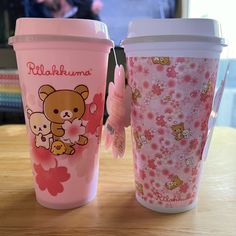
[[152, 57, 170, 65], [171, 122, 185, 141], [39, 84, 89, 155], [132, 88, 141, 104], [135, 181, 144, 195], [165, 175, 183, 190]]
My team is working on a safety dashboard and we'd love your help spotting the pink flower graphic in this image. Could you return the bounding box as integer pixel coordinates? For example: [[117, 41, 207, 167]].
[[137, 64, 143, 72], [184, 75, 192, 82], [139, 169, 146, 180], [156, 115, 167, 127], [144, 129, 154, 140], [156, 64, 164, 72], [62, 119, 86, 144], [189, 139, 198, 150], [152, 83, 164, 95], [144, 68, 149, 75], [34, 163, 70, 196], [167, 66, 177, 78], [176, 57, 185, 63], [31, 138, 56, 169], [192, 166, 198, 176], [180, 183, 189, 193], [148, 159, 156, 169], [83, 93, 104, 135], [201, 119, 208, 131], [129, 58, 134, 67]]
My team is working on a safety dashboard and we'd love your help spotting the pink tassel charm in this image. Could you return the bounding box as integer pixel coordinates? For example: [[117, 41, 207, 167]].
[[104, 65, 131, 158]]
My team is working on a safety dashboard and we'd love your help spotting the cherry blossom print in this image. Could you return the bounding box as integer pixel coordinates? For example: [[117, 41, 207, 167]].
[[139, 169, 146, 180], [189, 139, 198, 150], [137, 64, 143, 73], [127, 56, 219, 209], [176, 57, 185, 63], [144, 68, 149, 75], [143, 81, 149, 89], [144, 129, 154, 141], [156, 115, 167, 127], [183, 75, 192, 83], [180, 183, 189, 193], [167, 80, 176, 88], [62, 119, 86, 144], [190, 63, 196, 69], [31, 137, 56, 170], [83, 93, 104, 135], [129, 57, 135, 68], [156, 64, 164, 72], [166, 66, 177, 78], [148, 159, 156, 169], [152, 83, 164, 95], [34, 163, 70, 196]]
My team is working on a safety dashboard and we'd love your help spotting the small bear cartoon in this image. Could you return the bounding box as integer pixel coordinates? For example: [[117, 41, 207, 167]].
[[27, 109, 52, 149], [165, 175, 183, 190], [38, 84, 89, 155], [152, 57, 170, 65], [133, 131, 147, 149], [182, 128, 191, 139], [201, 80, 211, 95], [171, 122, 185, 141], [132, 88, 141, 104], [135, 181, 144, 195], [200, 80, 212, 102]]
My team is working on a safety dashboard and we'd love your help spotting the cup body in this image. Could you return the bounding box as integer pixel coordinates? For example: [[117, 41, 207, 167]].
[[123, 19, 225, 213], [10, 18, 112, 209]]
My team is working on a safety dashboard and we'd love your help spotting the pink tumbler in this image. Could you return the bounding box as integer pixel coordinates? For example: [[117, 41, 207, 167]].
[[122, 19, 226, 213], [9, 18, 113, 209]]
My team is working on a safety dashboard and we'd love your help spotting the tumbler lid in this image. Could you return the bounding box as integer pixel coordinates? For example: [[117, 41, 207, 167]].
[[122, 18, 226, 46], [9, 18, 113, 46]]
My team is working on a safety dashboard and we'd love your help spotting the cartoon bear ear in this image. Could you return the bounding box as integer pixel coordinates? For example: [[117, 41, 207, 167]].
[[39, 85, 55, 101], [74, 85, 89, 100], [26, 108, 33, 119]]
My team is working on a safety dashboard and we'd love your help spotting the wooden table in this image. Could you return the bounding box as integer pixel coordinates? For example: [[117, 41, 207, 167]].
[[0, 125, 236, 236]]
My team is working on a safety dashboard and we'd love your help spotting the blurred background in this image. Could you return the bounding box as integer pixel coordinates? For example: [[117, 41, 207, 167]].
[[0, 0, 235, 126]]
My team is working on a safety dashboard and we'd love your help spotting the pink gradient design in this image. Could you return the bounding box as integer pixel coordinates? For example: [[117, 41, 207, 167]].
[[15, 40, 110, 209]]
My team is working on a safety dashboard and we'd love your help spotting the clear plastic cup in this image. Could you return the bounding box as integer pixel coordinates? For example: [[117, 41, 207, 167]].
[[9, 18, 113, 209], [123, 18, 226, 213]]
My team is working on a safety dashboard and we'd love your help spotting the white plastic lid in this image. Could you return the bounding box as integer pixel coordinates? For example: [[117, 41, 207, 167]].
[[122, 18, 226, 46], [9, 18, 113, 46]]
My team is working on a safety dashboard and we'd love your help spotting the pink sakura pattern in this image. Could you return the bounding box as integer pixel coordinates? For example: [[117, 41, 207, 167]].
[[128, 56, 219, 209], [83, 93, 104, 136]]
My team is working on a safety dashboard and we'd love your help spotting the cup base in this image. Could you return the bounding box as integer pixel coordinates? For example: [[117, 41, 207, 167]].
[[36, 193, 96, 210], [136, 194, 197, 214]]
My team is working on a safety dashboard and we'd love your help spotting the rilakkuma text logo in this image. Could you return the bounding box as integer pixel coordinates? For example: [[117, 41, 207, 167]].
[[26, 62, 92, 77]]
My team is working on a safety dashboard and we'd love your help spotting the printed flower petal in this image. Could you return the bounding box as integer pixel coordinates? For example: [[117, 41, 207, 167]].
[[34, 163, 70, 196]]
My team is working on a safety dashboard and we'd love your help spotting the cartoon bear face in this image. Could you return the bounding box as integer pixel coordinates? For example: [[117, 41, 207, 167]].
[[165, 175, 183, 190], [171, 122, 184, 134], [38, 84, 89, 124], [152, 57, 170, 65], [27, 109, 51, 135]]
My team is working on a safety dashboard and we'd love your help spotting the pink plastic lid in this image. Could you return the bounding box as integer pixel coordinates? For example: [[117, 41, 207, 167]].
[[9, 18, 113, 46]]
